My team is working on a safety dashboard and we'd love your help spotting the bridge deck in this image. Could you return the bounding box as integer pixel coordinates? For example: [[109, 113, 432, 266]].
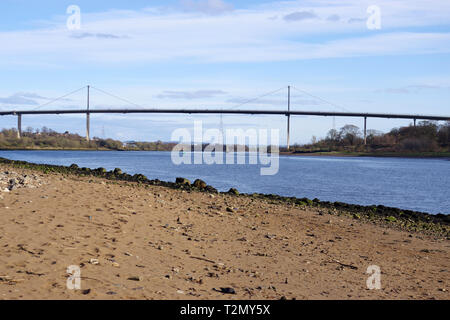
[[1, 109, 449, 121]]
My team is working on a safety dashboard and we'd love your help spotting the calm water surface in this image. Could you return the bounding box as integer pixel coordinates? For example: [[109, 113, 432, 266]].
[[0, 150, 448, 214]]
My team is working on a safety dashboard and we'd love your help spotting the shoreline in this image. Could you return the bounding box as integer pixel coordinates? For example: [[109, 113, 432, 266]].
[[0, 157, 448, 237], [280, 151, 450, 159], [2, 148, 450, 159]]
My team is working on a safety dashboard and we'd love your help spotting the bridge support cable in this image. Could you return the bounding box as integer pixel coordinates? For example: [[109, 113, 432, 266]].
[[32, 86, 87, 111], [290, 86, 352, 113], [12, 85, 87, 140], [88, 86, 152, 142], [90, 86, 146, 109], [228, 87, 286, 110]]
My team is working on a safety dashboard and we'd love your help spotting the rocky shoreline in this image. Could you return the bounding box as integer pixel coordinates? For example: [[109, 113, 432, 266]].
[[0, 157, 448, 238]]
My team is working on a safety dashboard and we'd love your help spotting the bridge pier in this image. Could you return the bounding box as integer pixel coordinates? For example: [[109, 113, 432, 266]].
[[86, 113, 90, 142], [17, 114, 22, 139], [286, 86, 291, 151], [364, 116, 367, 145], [287, 116, 291, 151], [86, 85, 90, 142]]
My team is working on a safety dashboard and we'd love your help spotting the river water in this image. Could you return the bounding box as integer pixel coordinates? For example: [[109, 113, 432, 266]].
[[0, 150, 448, 214]]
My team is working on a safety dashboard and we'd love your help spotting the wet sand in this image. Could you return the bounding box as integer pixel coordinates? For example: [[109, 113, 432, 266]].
[[0, 164, 448, 300]]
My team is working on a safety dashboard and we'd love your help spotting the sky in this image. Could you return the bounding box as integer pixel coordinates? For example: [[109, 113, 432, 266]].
[[0, 0, 450, 144]]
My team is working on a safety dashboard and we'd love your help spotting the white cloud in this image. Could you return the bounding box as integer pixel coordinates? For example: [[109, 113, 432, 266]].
[[0, 93, 39, 105], [69, 32, 129, 39], [283, 11, 318, 21], [0, 0, 450, 67]]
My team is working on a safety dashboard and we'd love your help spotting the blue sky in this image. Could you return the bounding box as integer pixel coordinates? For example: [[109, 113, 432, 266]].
[[0, 0, 450, 144]]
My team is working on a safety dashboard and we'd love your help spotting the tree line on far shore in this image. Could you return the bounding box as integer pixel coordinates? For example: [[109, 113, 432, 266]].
[[0, 121, 449, 154], [0, 126, 175, 151], [288, 121, 450, 154]]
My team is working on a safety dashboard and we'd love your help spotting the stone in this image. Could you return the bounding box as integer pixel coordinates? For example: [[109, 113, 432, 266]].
[[133, 174, 147, 181], [215, 287, 236, 294], [228, 188, 239, 195], [176, 177, 191, 186], [193, 179, 207, 189], [81, 289, 91, 295], [205, 186, 219, 193]]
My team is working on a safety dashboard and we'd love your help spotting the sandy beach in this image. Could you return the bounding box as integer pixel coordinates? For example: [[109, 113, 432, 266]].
[[0, 163, 448, 300]]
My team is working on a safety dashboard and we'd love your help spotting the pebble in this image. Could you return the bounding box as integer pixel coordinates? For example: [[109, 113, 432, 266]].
[[216, 287, 236, 294], [81, 289, 91, 295], [127, 276, 142, 281]]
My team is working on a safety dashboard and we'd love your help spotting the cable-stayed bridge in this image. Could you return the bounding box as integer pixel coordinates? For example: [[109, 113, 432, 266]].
[[1, 85, 449, 149]]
